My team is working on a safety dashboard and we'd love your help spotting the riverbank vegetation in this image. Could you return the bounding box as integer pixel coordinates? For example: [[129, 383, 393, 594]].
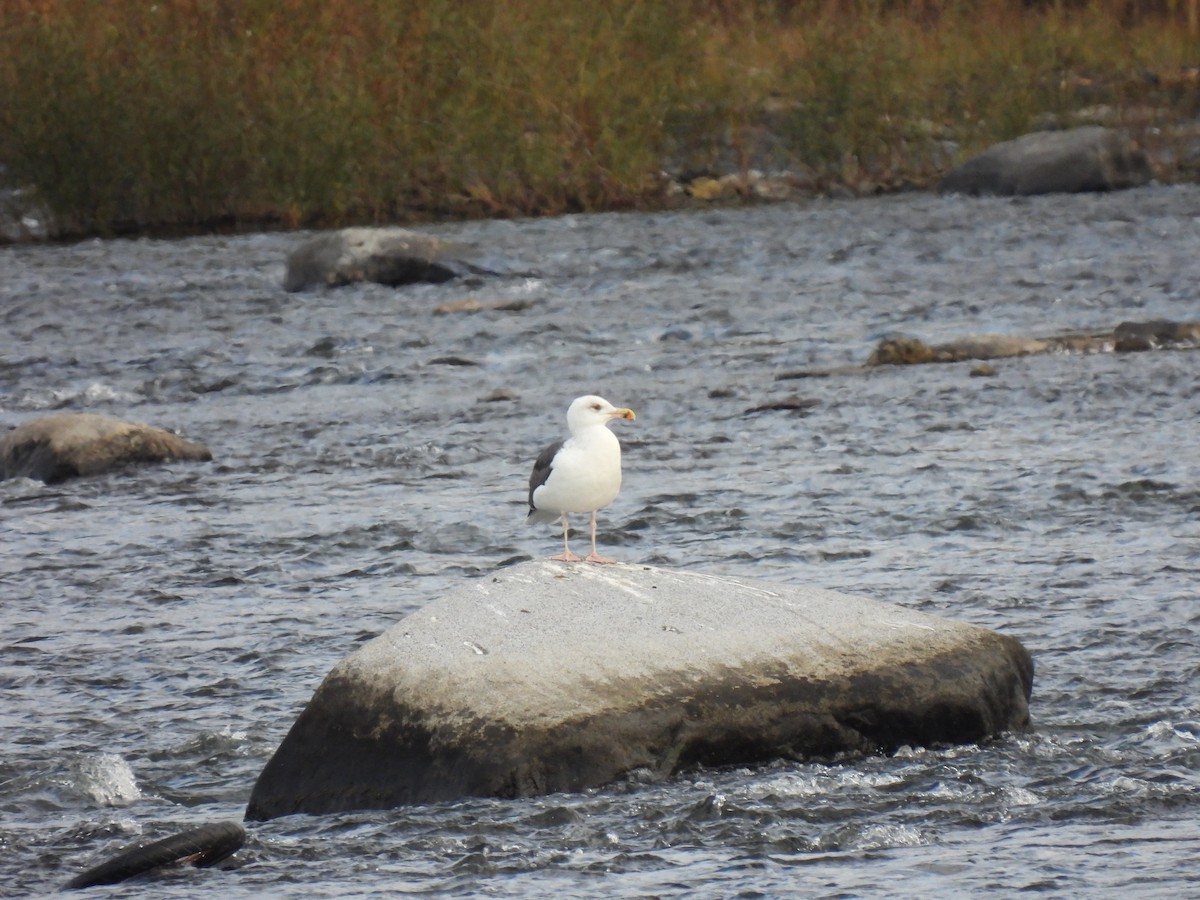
[[1, 1, 1197, 237]]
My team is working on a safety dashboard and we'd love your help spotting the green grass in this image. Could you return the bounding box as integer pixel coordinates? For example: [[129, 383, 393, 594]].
[[1, 0, 1197, 237]]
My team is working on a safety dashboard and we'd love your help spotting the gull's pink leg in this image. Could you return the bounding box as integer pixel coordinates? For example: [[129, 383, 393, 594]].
[[584, 510, 617, 564], [550, 513, 582, 562]]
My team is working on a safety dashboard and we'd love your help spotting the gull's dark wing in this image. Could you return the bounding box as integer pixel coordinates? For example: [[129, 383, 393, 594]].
[[528, 440, 564, 513]]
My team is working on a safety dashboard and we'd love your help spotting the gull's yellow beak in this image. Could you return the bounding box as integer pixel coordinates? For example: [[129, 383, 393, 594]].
[[611, 407, 636, 421]]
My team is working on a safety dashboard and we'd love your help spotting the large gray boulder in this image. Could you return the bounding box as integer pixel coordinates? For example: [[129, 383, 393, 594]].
[[0, 413, 211, 483], [245, 561, 1033, 821], [938, 126, 1151, 196], [283, 227, 495, 292]]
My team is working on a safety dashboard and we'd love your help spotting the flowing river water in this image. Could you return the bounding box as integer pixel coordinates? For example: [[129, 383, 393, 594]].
[[2, 186, 1198, 897]]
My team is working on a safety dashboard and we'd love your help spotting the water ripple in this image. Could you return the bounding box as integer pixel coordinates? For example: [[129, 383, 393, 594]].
[[3, 189, 1200, 896]]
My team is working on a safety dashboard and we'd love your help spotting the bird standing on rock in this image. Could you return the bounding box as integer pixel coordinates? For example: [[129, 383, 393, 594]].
[[527, 395, 636, 564]]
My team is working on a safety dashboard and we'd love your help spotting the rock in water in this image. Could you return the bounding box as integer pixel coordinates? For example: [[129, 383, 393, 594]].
[[0, 413, 212, 483], [245, 561, 1033, 821], [938, 126, 1151, 196], [1113, 319, 1200, 352], [283, 227, 490, 292]]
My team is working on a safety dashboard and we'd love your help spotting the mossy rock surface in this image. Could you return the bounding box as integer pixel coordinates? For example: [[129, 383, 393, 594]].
[[0, 413, 211, 484]]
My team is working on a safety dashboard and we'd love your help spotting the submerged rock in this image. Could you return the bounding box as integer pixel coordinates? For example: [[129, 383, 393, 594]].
[[938, 126, 1152, 196], [63, 822, 245, 890], [865, 335, 938, 366], [0, 413, 211, 483], [245, 560, 1033, 821], [858, 319, 1200, 370], [867, 333, 1051, 366], [1113, 319, 1200, 352], [283, 227, 503, 292]]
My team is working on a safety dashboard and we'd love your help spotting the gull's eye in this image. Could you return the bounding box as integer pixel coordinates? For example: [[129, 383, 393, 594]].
[[590, 403, 601, 411]]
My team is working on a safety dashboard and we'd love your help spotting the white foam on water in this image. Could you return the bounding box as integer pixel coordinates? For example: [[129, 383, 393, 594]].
[[66, 753, 142, 806]]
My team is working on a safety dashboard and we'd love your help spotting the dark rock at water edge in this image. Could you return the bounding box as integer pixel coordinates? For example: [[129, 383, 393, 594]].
[[938, 126, 1152, 196], [245, 561, 1033, 821], [283, 226, 520, 292], [0, 413, 212, 483]]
